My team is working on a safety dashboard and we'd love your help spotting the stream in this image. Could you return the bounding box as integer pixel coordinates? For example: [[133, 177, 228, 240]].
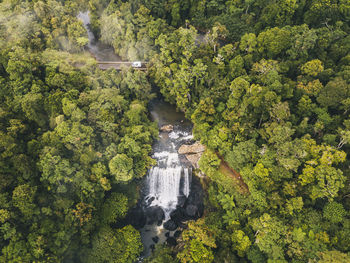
[[138, 100, 194, 258], [77, 11, 122, 61], [78, 11, 203, 260]]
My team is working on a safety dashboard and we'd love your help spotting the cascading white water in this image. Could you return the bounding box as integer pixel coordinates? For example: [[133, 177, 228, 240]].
[[138, 101, 195, 258], [77, 13, 194, 257], [183, 168, 191, 197], [147, 167, 182, 209], [145, 129, 192, 219]]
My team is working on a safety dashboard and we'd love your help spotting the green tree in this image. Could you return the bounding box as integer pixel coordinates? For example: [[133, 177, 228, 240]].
[[301, 59, 324, 77], [323, 202, 346, 224], [88, 225, 143, 263], [101, 193, 128, 225], [317, 77, 350, 108], [251, 213, 287, 261], [145, 245, 177, 263], [240, 33, 257, 53], [231, 230, 252, 257], [109, 154, 134, 182], [12, 184, 37, 218], [257, 27, 291, 58], [315, 250, 350, 263]]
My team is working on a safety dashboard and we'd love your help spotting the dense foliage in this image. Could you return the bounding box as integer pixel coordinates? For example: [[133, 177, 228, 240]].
[[1, 0, 350, 262], [143, 0, 350, 262], [0, 1, 157, 261]]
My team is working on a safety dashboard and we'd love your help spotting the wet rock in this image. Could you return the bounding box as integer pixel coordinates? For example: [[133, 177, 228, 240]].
[[185, 204, 198, 218], [170, 208, 186, 223], [152, 236, 159, 244], [163, 220, 178, 231], [160, 124, 173, 132], [178, 142, 205, 155], [166, 237, 177, 246], [187, 176, 204, 207], [174, 230, 182, 238], [145, 206, 165, 225], [177, 196, 187, 207], [183, 176, 204, 219], [145, 196, 155, 205], [165, 232, 170, 238], [198, 203, 204, 217]]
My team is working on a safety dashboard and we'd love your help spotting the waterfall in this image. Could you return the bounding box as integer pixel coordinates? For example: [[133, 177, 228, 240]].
[[183, 168, 191, 197], [138, 101, 196, 259], [147, 167, 182, 208], [145, 129, 192, 219]]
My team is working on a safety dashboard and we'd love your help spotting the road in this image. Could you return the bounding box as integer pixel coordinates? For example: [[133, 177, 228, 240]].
[[97, 61, 148, 70], [79, 11, 147, 71]]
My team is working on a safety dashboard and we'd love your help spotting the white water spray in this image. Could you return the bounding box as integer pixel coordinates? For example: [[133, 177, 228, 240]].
[[183, 168, 191, 197], [146, 130, 192, 219], [147, 167, 182, 208]]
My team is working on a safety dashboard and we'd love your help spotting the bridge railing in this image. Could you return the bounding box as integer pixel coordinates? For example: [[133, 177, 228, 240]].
[[97, 61, 149, 71], [97, 61, 149, 64]]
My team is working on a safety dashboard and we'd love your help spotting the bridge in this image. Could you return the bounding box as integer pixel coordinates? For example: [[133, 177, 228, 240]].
[[97, 61, 148, 71]]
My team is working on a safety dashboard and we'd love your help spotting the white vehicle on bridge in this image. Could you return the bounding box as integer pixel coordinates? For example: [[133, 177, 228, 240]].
[[131, 61, 142, 68]]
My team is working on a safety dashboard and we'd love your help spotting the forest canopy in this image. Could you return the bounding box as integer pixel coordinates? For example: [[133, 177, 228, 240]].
[[0, 0, 350, 262]]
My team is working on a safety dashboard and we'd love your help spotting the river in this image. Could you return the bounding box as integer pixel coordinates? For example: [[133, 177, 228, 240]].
[[78, 11, 201, 260], [77, 11, 122, 62], [138, 99, 194, 258]]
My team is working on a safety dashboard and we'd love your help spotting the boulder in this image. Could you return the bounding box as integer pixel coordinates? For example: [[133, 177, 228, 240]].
[[183, 175, 204, 219], [177, 222, 187, 229], [177, 196, 187, 208], [163, 220, 178, 231], [166, 237, 177, 246], [198, 203, 204, 217], [152, 236, 159, 244], [178, 142, 205, 155], [145, 196, 155, 206], [160, 124, 173, 132], [165, 232, 170, 238], [150, 244, 155, 251], [170, 208, 186, 223], [185, 152, 203, 169], [145, 206, 165, 225], [178, 142, 206, 169], [185, 204, 198, 218], [187, 176, 204, 207], [155, 207, 165, 221]]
